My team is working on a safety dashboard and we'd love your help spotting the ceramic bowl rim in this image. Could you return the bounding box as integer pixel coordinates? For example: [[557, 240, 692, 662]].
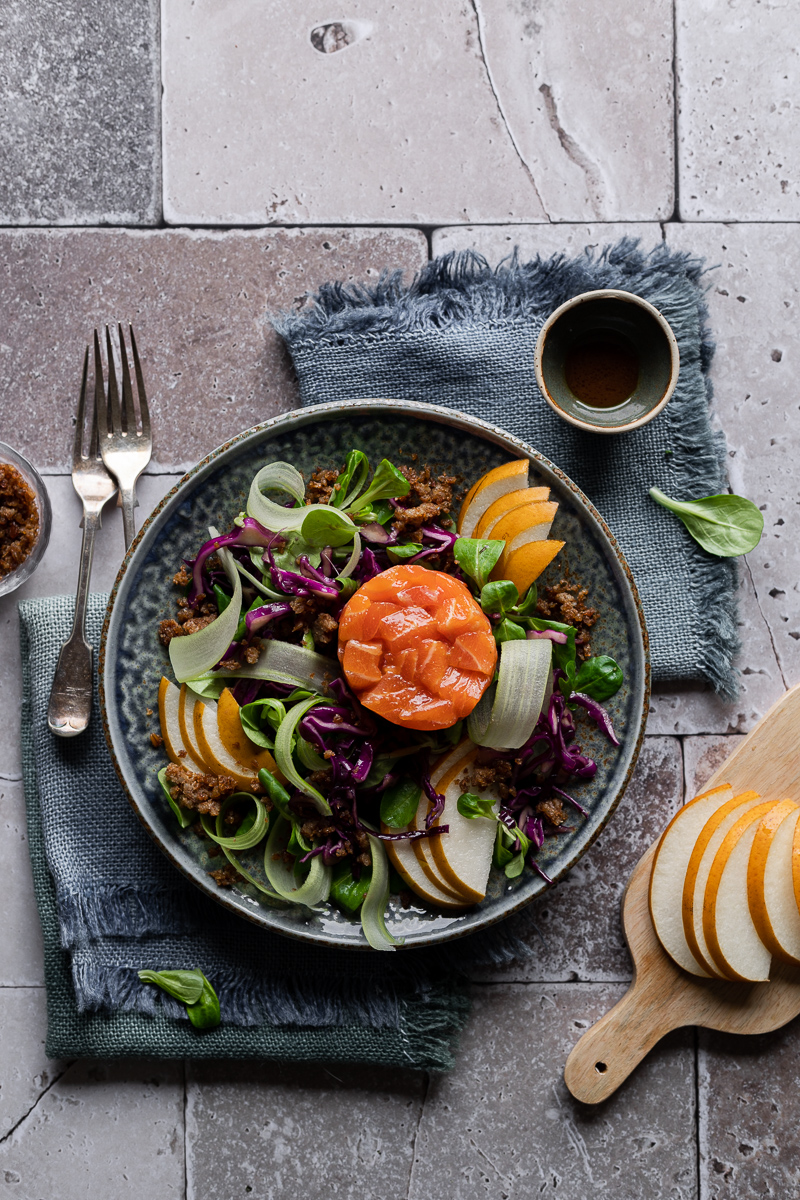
[[0, 441, 53, 597], [534, 288, 681, 435], [99, 398, 651, 950]]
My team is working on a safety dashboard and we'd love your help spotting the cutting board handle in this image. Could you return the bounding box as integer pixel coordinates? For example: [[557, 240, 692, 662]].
[[564, 973, 685, 1104]]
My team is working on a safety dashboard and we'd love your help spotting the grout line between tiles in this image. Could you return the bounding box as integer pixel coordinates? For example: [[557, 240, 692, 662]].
[[693, 1026, 702, 1200], [672, 0, 681, 222], [0, 1061, 75, 1146], [405, 1069, 429, 1200], [182, 1058, 189, 1200]]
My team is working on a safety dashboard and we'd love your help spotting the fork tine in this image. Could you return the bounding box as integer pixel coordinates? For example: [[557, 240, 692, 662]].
[[94, 329, 108, 448], [118, 324, 137, 436], [73, 347, 89, 463], [105, 325, 122, 434], [128, 325, 150, 436]]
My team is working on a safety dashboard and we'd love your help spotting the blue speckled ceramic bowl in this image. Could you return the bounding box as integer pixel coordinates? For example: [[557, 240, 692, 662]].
[[99, 400, 649, 950]]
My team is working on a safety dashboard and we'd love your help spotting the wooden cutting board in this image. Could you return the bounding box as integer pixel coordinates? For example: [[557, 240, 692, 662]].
[[564, 682, 800, 1105]]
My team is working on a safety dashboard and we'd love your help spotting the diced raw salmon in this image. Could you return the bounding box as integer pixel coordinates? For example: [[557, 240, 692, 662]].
[[338, 565, 496, 731], [379, 606, 437, 649], [341, 640, 383, 689], [416, 639, 448, 692], [361, 601, 399, 641], [448, 630, 497, 675], [435, 596, 487, 640], [337, 590, 371, 641]]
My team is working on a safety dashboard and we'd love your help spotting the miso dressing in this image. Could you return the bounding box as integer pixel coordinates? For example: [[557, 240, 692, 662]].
[[564, 334, 640, 409]]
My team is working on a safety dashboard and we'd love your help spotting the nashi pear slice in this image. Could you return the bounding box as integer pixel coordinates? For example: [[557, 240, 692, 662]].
[[473, 487, 551, 538], [747, 799, 800, 966], [682, 789, 762, 977], [179, 684, 212, 770], [457, 460, 529, 538], [216, 687, 284, 782], [382, 822, 471, 910], [193, 696, 262, 792], [158, 678, 208, 774], [649, 783, 733, 976], [431, 773, 498, 904], [703, 800, 778, 981], [411, 739, 476, 901]]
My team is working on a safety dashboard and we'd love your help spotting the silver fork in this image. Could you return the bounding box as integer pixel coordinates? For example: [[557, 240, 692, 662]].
[[95, 325, 152, 550], [47, 349, 118, 738]]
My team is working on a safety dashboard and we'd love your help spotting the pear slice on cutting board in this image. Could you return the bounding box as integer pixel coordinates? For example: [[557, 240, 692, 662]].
[[747, 799, 800, 966], [703, 799, 779, 981], [649, 783, 733, 977], [382, 824, 471, 911], [682, 789, 762, 977], [193, 694, 267, 792], [158, 677, 208, 774], [411, 739, 476, 901]]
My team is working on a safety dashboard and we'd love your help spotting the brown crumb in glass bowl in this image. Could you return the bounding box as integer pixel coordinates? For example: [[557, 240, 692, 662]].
[[0, 463, 40, 578]]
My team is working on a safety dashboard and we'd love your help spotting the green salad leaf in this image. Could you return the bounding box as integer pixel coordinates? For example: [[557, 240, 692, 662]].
[[649, 487, 764, 557], [330, 863, 372, 914], [574, 655, 624, 702], [456, 792, 496, 820], [300, 507, 357, 548], [480, 579, 519, 615], [330, 449, 370, 509], [387, 543, 423, 564], [453, 538, 505, 589], [138, 969, 221, 1030], [380, 778, 422, 828], [494, 617, 526, 645], [348, 459, 410, 514]]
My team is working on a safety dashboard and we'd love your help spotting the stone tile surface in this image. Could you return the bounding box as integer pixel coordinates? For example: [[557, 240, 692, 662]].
[[666, 224, 800, 700], [432, 222, 665, 262], [186, 1061, 424, 1200], [0, 1059, 184, 1197], [683, 735, 747, 800], [0, 0, 160, 225], [0, 227, 427, 473], [0, 989, 65, 1138], [410, 983, 696, 1200], [698, 1020, 800, 1200], [677, 0, 800, 220], [475, 737, 683, 983], [0, 781, 45, 986], [163, 1, 673, 225], [0, 473, 181, 780]]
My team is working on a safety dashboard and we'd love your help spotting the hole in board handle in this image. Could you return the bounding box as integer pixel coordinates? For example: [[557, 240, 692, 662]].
[[595, 1061, 608, 1074]]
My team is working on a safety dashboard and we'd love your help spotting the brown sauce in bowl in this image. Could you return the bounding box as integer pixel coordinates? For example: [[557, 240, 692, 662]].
[[564, 334, 640, 409], [0, 463, 40, 577]]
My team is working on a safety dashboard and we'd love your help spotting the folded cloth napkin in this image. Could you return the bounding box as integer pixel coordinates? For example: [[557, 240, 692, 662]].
[[275, 239, 739, 696], [21, 595, 525, 1066]]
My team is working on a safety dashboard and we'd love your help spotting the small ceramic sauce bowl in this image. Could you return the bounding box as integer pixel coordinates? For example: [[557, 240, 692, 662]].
[[534, 289, 680, 434], [0, 442, 52, 597]]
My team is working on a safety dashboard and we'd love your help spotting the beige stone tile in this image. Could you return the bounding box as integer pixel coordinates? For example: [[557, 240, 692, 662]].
[[665, 225, 799, 698], [0, 227, 427, 473], [0, 474, 181, 781], [432, 222, 664, 262], [0, 781, 44, 986], [410, 983, 696, 1200], [677, 0, 800, 220], [186, 1061, 423, 1200], [163, 1, 674, 224], [475, 737, 683, 983], [0, 1059, 184, 1197], [647, 563, 785, 736], [698, 1020, 800, 1199], [683, 735, 748, 800], [0, 989, 65, 1138]]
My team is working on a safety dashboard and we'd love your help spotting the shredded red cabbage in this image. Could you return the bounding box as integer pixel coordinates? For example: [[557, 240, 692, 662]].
[[189, 517, 278, 602], [244, 602, 291, 635], [527, 629, 569, 645], [570, 692, 620, 746]]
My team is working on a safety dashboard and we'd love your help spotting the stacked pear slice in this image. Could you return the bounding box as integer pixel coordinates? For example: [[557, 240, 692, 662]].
[[383, 738, 498, 909], [649, 782, 800, 981], [457, 460, 565, 595], [157, 678, 283, 793]]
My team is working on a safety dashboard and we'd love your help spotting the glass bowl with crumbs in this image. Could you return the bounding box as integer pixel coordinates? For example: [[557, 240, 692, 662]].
[[0, 443, 52, 597]]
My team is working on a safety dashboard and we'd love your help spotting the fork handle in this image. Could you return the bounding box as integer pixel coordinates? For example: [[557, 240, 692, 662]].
[[119, 483, 137, 551], [47, 508, 101, 737]]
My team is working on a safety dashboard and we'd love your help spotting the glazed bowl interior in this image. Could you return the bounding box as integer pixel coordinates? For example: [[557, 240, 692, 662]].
[[536, 290, 679, 433], [100, 400, 649, 951]]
